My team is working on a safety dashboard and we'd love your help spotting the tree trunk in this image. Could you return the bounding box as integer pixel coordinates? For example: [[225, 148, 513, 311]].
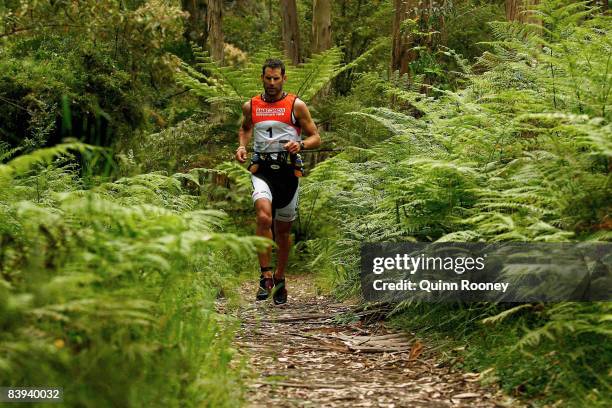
[[391, 0, 415, 75], [505, 0, 519, 21], [393, 1, 447, 75], [207, 0, 224, 63], [280, 0, 301, 65], [506, 0, 541, 24], [312, 0, 332, 54], [181, 0, 208, 47]]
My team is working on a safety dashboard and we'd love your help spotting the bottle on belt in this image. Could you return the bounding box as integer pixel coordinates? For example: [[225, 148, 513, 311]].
[[248, 152, 261, 174], [248, 140, 304, 177], [292, 153, 304, 177], [278, 139, 304, 177]]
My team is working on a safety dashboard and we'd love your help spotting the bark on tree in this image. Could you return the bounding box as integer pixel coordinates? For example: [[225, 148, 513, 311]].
[[312, 0, 332, 54], [181, 0, 208, 47], [392, 1, 446, 75], [280, 0, 301, 65], [506, 0, 519, 21], [207, 0, 224, 63], [505, 0, 541, 24], [391, 0, 416, 75]]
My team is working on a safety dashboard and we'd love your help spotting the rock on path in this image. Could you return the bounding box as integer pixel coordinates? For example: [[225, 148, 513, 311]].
[[232, 274, 510, 408]]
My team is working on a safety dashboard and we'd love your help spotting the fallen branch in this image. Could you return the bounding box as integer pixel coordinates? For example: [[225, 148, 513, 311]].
[[349, 345, 412, 353], [301, 344, 349, 353], [252, 381, 345, 389], [269, 313, 330, 323]]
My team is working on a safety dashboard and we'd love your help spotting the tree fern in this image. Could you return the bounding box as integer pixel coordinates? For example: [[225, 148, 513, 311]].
[[176, 45, 344, 111]]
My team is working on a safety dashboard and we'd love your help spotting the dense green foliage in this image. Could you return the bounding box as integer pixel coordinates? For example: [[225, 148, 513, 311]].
[[0, 144, 265, 407], [0, 0, 187, 150], [1, 0, 610, 407], [177, 45, 344, 111], [299, 2, 611, 406]]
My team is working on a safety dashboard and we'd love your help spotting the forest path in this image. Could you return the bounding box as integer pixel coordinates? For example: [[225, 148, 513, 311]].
[[232, 274, 508, 408]]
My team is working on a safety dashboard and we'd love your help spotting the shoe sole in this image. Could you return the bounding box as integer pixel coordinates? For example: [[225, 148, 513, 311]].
[[256, 277, 274, 301], [273, 290, 287, 305], [272, 280, 286, 305]]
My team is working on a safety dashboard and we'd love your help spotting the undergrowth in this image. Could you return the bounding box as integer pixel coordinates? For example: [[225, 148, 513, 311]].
[[302, 2, 611, 406], [0, 144, 266, 407]]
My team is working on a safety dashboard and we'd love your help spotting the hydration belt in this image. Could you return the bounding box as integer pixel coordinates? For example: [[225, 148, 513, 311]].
[[248, 151, 304, 177]]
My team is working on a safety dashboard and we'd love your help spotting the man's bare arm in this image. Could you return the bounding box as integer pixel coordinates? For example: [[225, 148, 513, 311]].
[[284, 99, 321, 154], [236, 101, 253, 163]]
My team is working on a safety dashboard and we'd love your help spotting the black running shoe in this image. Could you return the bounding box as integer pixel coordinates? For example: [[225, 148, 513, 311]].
[[256, 275, 274, 301], [273, 277, 287, 305]]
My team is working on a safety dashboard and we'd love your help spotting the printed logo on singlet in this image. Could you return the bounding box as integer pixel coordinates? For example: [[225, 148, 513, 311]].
[[255, 107, 286, 116]]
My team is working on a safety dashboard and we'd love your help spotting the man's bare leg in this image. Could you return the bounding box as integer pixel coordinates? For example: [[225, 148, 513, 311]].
[[273, 220, 292, 281], [255, 198, 273, 278]]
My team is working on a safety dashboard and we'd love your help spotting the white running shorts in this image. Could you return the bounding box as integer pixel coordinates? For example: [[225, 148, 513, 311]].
[[251, 174, 299, 222]]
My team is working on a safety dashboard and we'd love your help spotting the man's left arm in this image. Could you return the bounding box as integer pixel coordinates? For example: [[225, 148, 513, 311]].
[[284, 99, 321, 154]]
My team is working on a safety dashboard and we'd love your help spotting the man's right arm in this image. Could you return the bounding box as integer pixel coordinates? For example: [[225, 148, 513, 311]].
[[236, 101, 253, 163]]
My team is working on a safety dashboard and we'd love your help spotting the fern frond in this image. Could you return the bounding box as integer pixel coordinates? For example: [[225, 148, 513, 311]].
[[177, 45, 344, 109]]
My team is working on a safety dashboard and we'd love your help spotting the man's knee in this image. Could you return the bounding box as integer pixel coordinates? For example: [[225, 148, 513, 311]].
[[256, 210, 273, 229], [275, 221, 292, 239]]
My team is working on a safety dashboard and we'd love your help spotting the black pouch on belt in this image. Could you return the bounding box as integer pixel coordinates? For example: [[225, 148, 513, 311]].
[[248, 152, 291, 174]]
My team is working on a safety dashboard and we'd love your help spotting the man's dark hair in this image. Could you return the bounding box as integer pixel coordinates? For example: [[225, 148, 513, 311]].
[[262, 58, 285, 76]]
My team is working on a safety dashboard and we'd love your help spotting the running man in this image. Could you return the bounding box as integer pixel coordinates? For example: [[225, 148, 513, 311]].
[[235, 58, 321, 305]]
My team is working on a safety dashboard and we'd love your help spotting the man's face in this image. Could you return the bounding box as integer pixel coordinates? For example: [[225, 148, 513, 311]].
[[261, 67, 286, 98]]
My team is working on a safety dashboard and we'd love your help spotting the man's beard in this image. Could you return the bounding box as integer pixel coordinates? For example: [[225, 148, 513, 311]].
[[265, 87, 282, 99]]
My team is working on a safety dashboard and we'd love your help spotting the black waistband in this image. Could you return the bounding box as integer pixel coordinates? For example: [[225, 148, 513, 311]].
[[254, 151, 292, 163]]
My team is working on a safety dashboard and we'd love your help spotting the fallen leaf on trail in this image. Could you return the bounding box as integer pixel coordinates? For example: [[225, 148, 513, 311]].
[[463, 372, 481, 382], [453, 392, 481, 398], [309, 326, 344, 334], [408, 340, 424, 361]]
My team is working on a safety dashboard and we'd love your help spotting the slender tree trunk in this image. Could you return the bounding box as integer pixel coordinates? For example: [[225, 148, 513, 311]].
[[391, 0, 416, 75], [505, 0, 519, 21], [280, 0, 301, 64], [312, 0, 332, 54], [207, 0, 224, 63], [506, 0, 541, 24], [421, 1, 447, 49], [393, 0, 449, 74], [181, 0, 208, 47]]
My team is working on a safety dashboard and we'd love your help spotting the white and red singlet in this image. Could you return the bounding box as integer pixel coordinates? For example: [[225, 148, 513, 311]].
[[251, 93, 302, 153], [249, 92, 302, 222]]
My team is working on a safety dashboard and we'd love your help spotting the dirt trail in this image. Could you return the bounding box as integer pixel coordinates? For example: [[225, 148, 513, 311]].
[[233, 274, 509, 408]]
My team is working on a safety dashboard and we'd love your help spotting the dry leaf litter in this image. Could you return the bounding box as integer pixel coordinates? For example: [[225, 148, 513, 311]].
[[220, 274, 518, 408]]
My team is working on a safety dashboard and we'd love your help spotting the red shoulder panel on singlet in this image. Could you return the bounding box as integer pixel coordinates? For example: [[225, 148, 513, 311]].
[[251, 93, 300, 128]]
